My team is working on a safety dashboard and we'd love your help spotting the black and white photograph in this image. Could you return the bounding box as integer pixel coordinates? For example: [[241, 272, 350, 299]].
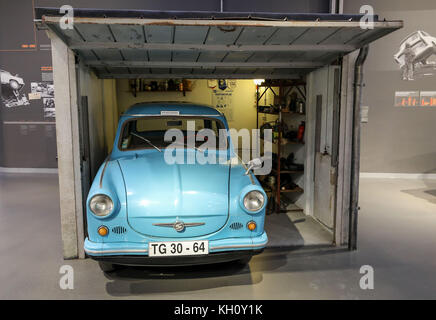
[[0, 68, 30, 108], [31, 82, 54, 98], [43, 97, 55, 118]]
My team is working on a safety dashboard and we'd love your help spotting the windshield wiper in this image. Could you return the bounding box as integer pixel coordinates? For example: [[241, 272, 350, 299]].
[[130, 132, 162, 152], [170, 140, 205, 153]]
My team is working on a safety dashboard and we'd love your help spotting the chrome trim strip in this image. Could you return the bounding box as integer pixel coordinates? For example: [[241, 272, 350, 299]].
[[121, 114, 221, 117], [210, 241, 268, 250], [85, 248, 148, 254], [153, 222, 205, 227]]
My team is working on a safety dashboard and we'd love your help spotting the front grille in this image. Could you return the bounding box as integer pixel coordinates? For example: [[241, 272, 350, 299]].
[[229, 222, 243, 230], [112, 226, 127, 234]]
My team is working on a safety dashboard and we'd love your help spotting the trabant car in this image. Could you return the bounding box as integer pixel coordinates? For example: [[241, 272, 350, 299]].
[[84, 102, 268, 271]]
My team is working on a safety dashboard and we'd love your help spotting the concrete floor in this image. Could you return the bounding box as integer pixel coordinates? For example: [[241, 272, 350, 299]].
[[265, 211, 333, 247], [1, 172, 436, 299]]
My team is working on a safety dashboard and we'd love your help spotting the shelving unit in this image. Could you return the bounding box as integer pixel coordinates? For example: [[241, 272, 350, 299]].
[[128, 79, 193, 97], [256, 80, 306, 214]]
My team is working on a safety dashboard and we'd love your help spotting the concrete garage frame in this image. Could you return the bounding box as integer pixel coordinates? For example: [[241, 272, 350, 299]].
[[35, 8, 402, 259]]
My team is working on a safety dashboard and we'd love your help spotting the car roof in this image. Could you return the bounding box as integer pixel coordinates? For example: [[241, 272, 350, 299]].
[[123, 102, 223, 116]]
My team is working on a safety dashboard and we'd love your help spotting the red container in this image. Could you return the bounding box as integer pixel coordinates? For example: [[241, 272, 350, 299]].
[[297, 121, 305, 142]]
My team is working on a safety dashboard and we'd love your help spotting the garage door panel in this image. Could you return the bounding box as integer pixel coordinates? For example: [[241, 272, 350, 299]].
[[205, 26, 243, 44], [197, 51, 227, 62], [106, 66, 130, 74], [321, 27, 365, 44], [265, 27, 308, 45], [77, 49, 99, 60], [247, 52, 274, 62], [298, 51, 331, 61], [121, 49, 148, 61], [191, 68, 215, 75], [170, 68, 193, 74], [45, 14, 401, 79], [109, 25, 145, 43], [92, 49, 123, 61], [236, 68, 257, 74], [144, 25, 173, 43], [92, 66, 109, 76], [223, 51, 254, 62], [213, 68, 238, 76], [74, 24, 114, 42], [129, 67, 152, 74], [292, 27, 340, 45], [148, 50, 172, 61], [236, 26, 277, 45], [252, 68, 275, 76], [150, 68, 171, 74], [174, 26, 209, 44], [172, 51, 199, 62]]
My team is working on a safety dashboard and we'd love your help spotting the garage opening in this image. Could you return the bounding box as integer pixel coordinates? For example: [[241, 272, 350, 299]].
[[35, 8, 402, 258]]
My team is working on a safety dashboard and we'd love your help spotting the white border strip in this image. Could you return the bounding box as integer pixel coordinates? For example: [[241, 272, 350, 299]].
[[0, 167, 58, 174], [360, 172, 436, 180]]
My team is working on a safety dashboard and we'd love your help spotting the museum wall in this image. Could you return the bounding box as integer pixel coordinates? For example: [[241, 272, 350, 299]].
[[344, 0, 436, 174]]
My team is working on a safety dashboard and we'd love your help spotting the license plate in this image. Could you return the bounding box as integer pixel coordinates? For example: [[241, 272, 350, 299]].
[[148, 240, 209, 257]]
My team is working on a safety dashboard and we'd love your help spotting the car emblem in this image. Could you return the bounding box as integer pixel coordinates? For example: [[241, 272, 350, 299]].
[[173, 221, 185, 232], [153, 221, 205, 232]]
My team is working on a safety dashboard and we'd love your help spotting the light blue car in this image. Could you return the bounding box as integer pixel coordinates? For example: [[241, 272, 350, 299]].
[[84, 102, 268, 271]]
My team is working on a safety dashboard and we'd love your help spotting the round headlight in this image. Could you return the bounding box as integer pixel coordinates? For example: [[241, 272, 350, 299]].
[[90, 194, 114, 217], [243, 190, 265, 212]]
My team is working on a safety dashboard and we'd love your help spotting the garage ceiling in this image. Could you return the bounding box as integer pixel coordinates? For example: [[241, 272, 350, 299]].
[[35, 8, 403, 79]]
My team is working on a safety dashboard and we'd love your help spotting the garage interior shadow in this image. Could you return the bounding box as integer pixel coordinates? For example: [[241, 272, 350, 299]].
[[103, 212, 336, 296]]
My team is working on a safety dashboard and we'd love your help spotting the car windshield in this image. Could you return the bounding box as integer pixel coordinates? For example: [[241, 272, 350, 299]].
[[119, 116, 228, 151]]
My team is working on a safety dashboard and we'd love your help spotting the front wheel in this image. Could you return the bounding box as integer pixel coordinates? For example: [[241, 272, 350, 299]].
[[98, 261, 120, 272]]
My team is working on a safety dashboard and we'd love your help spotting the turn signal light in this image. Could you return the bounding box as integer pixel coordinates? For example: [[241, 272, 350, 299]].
[[247, 221, 257, 231], [98, 226, 109, 236]]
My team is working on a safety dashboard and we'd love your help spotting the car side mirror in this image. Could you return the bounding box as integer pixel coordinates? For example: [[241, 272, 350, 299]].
[[245, 158, 263, 175]]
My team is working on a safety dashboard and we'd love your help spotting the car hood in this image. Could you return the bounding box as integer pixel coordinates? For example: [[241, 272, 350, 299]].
[[117, 151, 230, 237]]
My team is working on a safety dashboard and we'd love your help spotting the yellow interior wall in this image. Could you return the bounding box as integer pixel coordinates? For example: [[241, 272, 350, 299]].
[[102, 79, 119, 153], [115, 79, 261, 132]]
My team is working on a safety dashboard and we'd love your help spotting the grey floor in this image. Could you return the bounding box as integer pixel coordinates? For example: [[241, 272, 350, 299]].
[[1, 172, 436, 299], [265, 210, 333, 247]]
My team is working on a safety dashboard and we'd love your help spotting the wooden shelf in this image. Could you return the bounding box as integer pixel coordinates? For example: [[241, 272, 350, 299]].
[[272, 168, 304, 174], [256, 79, 306, 214], [260, 137, 304, 145], [258, 110, 279, 115], [282, 110, 306, 116], [281, 140, 305, 146], [257, 80, 306, 87], [127, 89, 191, 93], [257, 108, 305, 116]]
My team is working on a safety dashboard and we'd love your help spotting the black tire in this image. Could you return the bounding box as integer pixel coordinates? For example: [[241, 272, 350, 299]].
[[237, 256, 252, 265], [98, 261, 120, 272]]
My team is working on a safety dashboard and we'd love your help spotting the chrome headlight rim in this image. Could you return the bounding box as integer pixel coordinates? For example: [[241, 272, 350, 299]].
[[242, 190, 265, 213], [89, 194, 114, 218]]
